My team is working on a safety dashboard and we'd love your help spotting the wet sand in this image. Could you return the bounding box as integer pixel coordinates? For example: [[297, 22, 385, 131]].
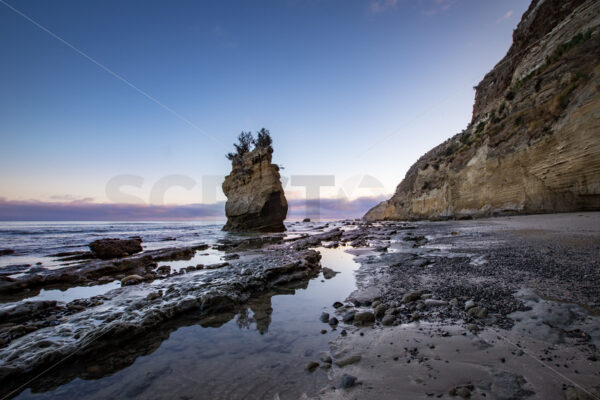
[[318, 212, 600, 399]]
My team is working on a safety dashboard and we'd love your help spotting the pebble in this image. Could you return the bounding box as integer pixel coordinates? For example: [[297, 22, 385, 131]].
[[329, 317, 339, 326], [342, 311, 355, 323], [339, 374, 357, 389], [146, 291, 162, 301], [319, 353, 333, 364], [121, 274, 144, 286], [382, 315, 396, 326], [467, 306, 488, 319], [424, 299, 448, 307], [354, 311, 375, 325], [456, 387, 471, 398], [335, 355, 362, 367], [305, 361, 319, 372], [465, 300, 476, 310], [320, 312, 330, 323], [402, 290, 425, 303], [374, 304, 387, 318], [333, 301, 343, 308]]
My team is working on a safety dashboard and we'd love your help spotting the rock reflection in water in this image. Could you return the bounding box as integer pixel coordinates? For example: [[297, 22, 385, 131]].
[[13, 246, 360, 400]]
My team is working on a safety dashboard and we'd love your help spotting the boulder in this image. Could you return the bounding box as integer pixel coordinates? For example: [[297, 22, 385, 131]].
[[121, 274, 144, 286], [222, 146, 287, 232], [89, 238, 143, 260]]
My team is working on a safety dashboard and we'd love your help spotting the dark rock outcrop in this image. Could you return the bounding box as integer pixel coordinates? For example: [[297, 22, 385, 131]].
[[365, 0, 600, 221], [89, 238, 143, 260], [222, 146, 288, 232]]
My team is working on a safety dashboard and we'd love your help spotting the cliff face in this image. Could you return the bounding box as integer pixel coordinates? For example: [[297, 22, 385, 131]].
[[222, 146, 288, 232], [365, 0, 600, 221]]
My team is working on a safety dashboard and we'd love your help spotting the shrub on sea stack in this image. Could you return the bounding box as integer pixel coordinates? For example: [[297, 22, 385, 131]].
[[222, 128, 288, 232]]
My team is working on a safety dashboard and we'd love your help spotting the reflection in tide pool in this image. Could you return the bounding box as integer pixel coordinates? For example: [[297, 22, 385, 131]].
[[15, 246, 361, 400], [27, 281, 121, 303], [157, 248, 228, 272]]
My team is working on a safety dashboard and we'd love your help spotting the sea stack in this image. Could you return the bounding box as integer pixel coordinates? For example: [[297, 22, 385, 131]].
[[222, 130, 288, 232]]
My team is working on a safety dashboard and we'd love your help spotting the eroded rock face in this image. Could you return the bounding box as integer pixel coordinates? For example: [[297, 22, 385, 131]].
[[222, 146, 288, 232], [365, 0, 600, 221]]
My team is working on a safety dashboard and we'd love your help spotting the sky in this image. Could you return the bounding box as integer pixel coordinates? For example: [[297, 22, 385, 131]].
[[0, 0, 530, 219]]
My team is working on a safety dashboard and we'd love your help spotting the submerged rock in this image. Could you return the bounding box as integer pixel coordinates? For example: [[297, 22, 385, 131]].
[[222, 146, 288, 232], [89, 238, 143, 260]]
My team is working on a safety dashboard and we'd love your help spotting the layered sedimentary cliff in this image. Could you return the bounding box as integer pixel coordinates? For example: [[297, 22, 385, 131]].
[[222, 146, 288, 232], [365, 0, 600, 221]]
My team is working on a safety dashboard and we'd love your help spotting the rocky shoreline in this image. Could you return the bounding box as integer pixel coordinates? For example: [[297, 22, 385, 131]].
[[1, 213, 599, 399], [313, 212, 600, 399]]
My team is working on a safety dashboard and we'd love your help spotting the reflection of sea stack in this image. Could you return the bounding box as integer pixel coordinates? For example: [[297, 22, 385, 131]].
[[222, 130, 288, 232]]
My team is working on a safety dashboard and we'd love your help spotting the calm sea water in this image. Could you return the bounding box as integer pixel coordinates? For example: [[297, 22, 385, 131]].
[[0, 221, 229, 271]]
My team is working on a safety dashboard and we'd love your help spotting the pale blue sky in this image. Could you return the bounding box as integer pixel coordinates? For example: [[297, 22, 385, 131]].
[[0, 0, 530, 208]]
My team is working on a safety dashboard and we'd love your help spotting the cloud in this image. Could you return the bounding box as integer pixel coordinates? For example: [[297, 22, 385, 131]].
[[419, 0, 456, 16], [369, 0, 399, 14], [0, 195, 389, 221], [287, 195, 388, 220], [50, 195, 95, 203], [0, 199, 225, 221], [497, 10, 513, 23]]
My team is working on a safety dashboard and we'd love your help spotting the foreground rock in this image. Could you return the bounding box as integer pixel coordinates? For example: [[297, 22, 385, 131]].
[[0, 249, 321, 396], [222, 145, 288, 232], [365, 0, 600, 221], [89, 238, 143, 259]]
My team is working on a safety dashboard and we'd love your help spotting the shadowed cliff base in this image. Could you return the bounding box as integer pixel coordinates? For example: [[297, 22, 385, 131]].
[[365, 0, 600, 221]]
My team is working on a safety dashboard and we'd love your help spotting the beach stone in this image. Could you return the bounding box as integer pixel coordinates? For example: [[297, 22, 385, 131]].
[[89, 238, 142, 260], [305, 361, 319, 372], [468, 306, 488, 319], [456, 387, 471, 398], [354, 311, 375, 325], [322, 267, 339, 279], [333, 301, 343, 308], [402, 290, 425, 303], [320, 312, 330, 323], [303, 218, 311, 222], [374, 304, 387, 318], [146, 291, 162, 301], [205, 262, 229, 269], [342, 311, 355, 323], [490, 371, 534, 400], [339, 374, 357, 389], [465, 300, 476, 310], [382, 315, 395, 326], [424, 299, 448, 307], [157, 265, 171, 274], [222, 253, 240, 260], [349, 287, 381, 306], [0, 249, 15, 256], [319, 353, 332, 364], [335, 355, 361, 367], [121, 275, 144, 286], [329, 317, 339, 326]]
